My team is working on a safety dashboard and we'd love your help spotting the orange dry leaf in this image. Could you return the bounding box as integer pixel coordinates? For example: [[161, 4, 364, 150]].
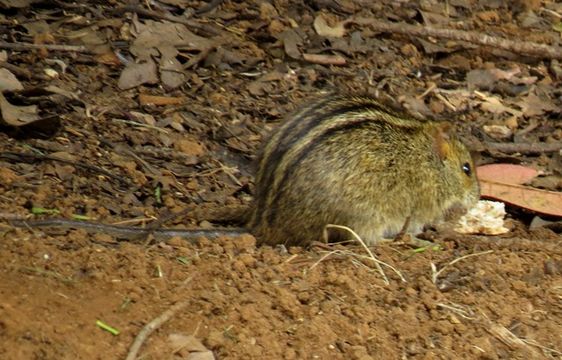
[[479, 180, 562, 217], [95, 52, 122, 67], [476, 164, 539, 185]]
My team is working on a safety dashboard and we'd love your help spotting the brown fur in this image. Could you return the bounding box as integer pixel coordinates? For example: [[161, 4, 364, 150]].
[[248, 94, 480, 246]]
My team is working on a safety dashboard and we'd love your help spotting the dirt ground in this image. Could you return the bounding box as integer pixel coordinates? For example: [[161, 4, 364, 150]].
[[0, 0, 561, 359]]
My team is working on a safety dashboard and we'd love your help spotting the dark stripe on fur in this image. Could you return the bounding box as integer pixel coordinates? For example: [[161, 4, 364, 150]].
[[264, 118, 379, 224], [254, 98, 387, 227]]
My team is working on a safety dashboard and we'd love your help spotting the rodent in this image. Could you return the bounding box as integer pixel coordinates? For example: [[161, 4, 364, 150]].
[[10, 94, 480, 246]]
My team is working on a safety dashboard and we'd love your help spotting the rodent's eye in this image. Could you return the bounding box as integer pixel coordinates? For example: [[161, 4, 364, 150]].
[[462, 162, 472, 176]]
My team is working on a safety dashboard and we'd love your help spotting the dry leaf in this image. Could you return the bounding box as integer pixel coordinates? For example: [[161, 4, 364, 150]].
[[160, 52, 186, 89], [168, 333, 208, 352], [482, 124, 512, 139], [466, 68, 521, 90], [480, 179, 562, 217], [313, 14, 346, 38], [477, 164, 539, 185], [54, 163, 75, 181], [129, 111, 156, 126], [49, 151, 77, 162], [175, 138, 205, 156], [187, 351, 215, 360], [118, 59, 159, 90], [0, 68, 23, 91], [0, 92, 39, 126], [95, 51, 122, 66], [0, 167, 21, 185], [278, 29, 302, 59], [44, 85, 80, 101], [0, 0, 33, 8], [519, 94, 558, 117], [131, 22, 212, 59], [467, 69, 495, 90], [479, 97, 517, 115]]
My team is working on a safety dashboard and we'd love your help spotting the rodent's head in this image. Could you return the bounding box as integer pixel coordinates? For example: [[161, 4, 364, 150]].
[[431, 122, 480, 212]]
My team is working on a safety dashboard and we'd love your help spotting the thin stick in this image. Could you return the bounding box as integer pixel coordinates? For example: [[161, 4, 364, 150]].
[[431, 250, 493, 283], [352, 19, 562, 60], [416, 83, 436, 99], [484, 141, 562, 155], [126, 298, 191, 360], [434, 93, 457, 111], [0, 213, 29, 221], [0, 151, 131, 186], [111, 119, 170, 134], [0, 41, 89, 53], [303, 53, 347, 66]]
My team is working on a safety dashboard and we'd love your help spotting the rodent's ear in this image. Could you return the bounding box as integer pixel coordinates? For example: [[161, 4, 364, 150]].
[[432, 122, 453, 161]]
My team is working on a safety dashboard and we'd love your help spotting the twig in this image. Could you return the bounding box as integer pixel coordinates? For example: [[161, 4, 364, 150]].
[[0, 151, 131, 187], [0, 212, 29, 221], [540, 8, 562, 19], [484, 141, 562, 155], [416, 83, 437, 99], [434, 93, 457, 111], [133, 145, 201, 163], [99, 139, 162, 177], [0, 41, 90, 53], [125, 298, 192, 360], [303, 53, 347, 66], [353, 19, 562, 60], [110, 119, 170, 134]]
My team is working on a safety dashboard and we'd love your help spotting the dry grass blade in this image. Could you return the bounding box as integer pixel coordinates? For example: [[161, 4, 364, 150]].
[[520, 339, 562, 357], [489, 323, 531, 348], [438, 305, 561, 358], [309, 250, 341, 270], [323, 224, 406, 284], [436, 302, 476, 320], [478, 311, 557, 358], [431, 250, 493, 283]]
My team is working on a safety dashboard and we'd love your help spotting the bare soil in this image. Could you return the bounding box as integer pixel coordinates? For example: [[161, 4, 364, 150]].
[[0, 1, 561, 359]]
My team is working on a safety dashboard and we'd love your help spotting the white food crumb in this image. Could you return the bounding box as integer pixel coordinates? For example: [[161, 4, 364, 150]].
[[455, 200, 509, 235], [44, 68, 59, 78]]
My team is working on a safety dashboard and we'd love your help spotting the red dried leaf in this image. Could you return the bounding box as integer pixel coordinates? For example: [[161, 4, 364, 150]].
[[480, 179, 562, 217], [476, 164, 539, 185]]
